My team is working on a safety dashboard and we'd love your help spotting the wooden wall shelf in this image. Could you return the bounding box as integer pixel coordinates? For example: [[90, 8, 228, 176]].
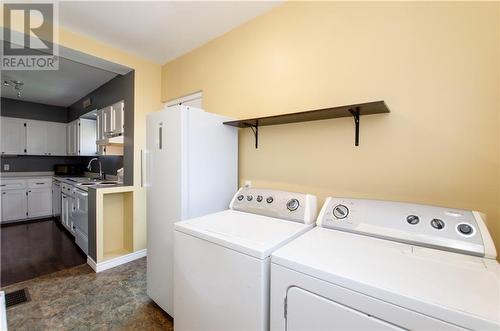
[[223, 101, 390, 148]]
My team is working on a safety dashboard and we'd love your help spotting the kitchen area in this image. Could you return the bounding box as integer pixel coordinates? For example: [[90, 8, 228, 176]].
[[0, 52, 135, 286]]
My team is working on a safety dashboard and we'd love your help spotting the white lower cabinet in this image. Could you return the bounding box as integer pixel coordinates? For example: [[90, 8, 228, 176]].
[[0, 177, 53, 222], [1, 189, 28, 221], [27, 188, 53, 219], [61, 193, 71, 230]]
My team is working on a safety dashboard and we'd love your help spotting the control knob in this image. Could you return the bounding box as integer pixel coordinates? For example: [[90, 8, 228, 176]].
[[266, 197, 274, 204], [333, 204, 349, 219], [457, 223, 473, 235], [430, 218, 445, 230], [256, 195, 263, 202], [406, 215, 420, 225], [237, 195, 244, 201], [286, 199, 300, 211], [246, 195, 253, 201]]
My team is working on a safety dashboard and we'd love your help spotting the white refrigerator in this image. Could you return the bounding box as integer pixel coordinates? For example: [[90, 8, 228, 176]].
[[145, 104, 238, 316]]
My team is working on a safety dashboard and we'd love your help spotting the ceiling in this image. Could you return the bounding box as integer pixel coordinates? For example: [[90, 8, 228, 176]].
[[59, 1, 282, 64], [1, 57, 118, 107]]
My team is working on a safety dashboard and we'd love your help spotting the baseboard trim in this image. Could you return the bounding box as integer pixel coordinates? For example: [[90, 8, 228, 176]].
[[87, 249, 147, 273]]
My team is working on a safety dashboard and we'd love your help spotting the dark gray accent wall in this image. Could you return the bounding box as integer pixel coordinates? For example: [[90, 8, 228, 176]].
[[1, 155, 124, 176], [1, 97, 68, 122], [87, 156, 123, 176], [68, 71, 134, 185], [0, 155, 92, 172]]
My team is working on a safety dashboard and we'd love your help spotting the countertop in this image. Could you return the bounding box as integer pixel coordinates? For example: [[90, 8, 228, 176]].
[[1, 173, 130, 192], [53, 176, 127, 192], [0, 171, 54, 178]]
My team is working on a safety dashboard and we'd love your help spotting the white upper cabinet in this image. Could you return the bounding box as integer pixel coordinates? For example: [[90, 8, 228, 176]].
[[0, 117, 26, 155], [101, 101, 124, 137], [26, 120, 47, 155], [67, 118, 97, 156], [46, 122, 67, 156], [79, 118, 97, 156], [96, 110, 104, 142], [102, 105, 113, 136], [110, 101, 124, 135], [26, 119, 67, 156], [67, 120, 78, 155]]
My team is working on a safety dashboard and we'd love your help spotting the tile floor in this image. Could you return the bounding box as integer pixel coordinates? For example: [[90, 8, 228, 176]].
[[2, 258, 173, 330]]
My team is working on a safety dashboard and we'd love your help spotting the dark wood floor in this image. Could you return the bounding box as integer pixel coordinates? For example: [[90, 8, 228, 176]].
[[1, 218, 87, 287]]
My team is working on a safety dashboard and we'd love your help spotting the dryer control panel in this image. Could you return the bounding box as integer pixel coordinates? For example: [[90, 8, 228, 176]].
[[230, 187, 317, 224], [317, 197, 497, 259]]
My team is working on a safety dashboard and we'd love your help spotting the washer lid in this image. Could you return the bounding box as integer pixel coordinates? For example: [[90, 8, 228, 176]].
[[174, 210, 313, 259], [271, 227, 500, 329]]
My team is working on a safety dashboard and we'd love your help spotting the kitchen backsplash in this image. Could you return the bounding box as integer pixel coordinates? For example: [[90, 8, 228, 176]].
[[0, 155, 123, 175]]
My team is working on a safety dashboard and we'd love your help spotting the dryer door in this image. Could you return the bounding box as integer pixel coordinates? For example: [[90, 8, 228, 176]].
[[285, 287, 402, 331]]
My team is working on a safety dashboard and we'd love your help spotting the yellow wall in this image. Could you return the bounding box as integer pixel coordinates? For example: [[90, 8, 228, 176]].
[[162, 2, 500, 255], [1, 13, 162, 252]]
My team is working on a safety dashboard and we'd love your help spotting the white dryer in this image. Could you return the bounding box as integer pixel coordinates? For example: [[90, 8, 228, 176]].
[[271, 197, 499, 331], [174, 187, 317, 331]]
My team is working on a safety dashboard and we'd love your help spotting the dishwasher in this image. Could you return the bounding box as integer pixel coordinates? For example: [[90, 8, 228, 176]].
[[73, 187, 89, 255]]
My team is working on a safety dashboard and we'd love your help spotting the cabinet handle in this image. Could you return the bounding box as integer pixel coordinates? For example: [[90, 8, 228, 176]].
[[2, 192, 5, 195], [111, 108, 116, 132], [0, 184, 5, 187], [36, 182, 44, 185]]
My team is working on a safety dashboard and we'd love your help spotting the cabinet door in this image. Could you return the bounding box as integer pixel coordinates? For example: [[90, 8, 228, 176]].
[[46, 122, 67, 156], [52, 183, 61, 217], [27, 188, 52, 218], [26, 120, 48, 155], [61, 194, 69, 229], [96, 110, 103, 142], [69, 196, 76, 233], [67, 124, 73, 155], [111, 101, 124, 135], [67, 121, 79, 155], [102, 106, 113, 136], [1, 189, 27, 222], [74, 121, 80, 155], [0, 117, 26, 155], [79, 119, 97, 156]]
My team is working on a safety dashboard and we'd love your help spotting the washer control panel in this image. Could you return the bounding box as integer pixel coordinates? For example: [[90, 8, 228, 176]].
[[318, 197, 496, 258], [230, 187, 317, 224]]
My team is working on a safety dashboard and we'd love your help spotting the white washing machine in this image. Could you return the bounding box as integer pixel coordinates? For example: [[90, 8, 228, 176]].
[[271, 197, 499, 331], [174, 187, 317, 331]]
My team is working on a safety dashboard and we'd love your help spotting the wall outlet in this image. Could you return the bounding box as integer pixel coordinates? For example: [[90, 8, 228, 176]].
[[244, 180, 252, 188], [3, 164, 10, 171]]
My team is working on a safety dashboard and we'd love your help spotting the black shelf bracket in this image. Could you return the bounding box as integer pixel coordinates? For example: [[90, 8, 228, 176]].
[[223, 101, 389, 149], [244, 122, 259, 149], [349, 107, 360, 146]]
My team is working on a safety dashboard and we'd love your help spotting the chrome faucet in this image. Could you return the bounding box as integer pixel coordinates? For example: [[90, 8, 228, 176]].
[[87, 158, 103, 179]]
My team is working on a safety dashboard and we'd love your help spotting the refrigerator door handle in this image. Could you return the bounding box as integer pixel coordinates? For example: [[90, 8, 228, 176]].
[[158, 125, 163, 150]]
